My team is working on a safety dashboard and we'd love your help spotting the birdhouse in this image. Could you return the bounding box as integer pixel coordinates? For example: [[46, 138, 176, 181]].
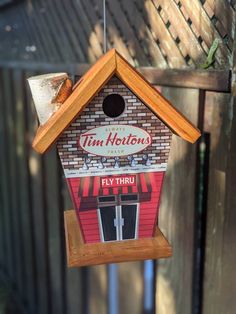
[[31, 49, 200, 267]]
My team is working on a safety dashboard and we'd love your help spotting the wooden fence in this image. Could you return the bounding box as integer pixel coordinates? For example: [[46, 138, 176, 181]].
[[0, 63, 235, 314]]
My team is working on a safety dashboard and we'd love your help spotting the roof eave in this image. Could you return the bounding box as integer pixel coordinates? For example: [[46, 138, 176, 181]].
[[115, 52, 201, 143], [32, 49, 117, 153]]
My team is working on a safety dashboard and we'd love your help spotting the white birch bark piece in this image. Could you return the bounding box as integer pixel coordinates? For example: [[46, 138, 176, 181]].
[[28, 72, 68, 125]]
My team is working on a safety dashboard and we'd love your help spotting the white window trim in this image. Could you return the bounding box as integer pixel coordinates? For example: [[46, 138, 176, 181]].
[[97, 194, 139, 242]]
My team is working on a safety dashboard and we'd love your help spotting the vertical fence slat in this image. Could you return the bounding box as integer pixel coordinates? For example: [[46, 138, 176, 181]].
[[222, 96, 236, 313], [27, 72, 51, 314], [61, 179, 83, 314], [44, 148, 67, 314], [155, 87, 199, 314], [118, 262, 143, 314], [0, 69, 8, 273], [88, 265, 107, 314], [13, 69, 30, 310], [13, 70, 39, 313], [202, 92, 236, 314], [2, 69, 17, 283], [9, 69, 25, 295], [65, 266, 83, 314]]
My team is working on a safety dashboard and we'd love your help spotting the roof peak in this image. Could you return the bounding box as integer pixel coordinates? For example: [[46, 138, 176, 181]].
[[32, 49, 200, 153]]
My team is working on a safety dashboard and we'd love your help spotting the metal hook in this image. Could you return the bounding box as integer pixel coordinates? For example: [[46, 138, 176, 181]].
[[103, 0, 107, 53]]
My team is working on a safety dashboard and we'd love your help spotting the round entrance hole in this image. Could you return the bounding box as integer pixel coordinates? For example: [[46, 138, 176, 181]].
[[102, 94, 125, 118]]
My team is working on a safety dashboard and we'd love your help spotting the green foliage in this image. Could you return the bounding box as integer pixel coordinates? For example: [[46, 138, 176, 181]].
[[200, 39, 219, 69]]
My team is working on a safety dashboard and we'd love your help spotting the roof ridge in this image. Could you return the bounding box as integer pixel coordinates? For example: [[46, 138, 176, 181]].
[[32, 49, 200, 153]]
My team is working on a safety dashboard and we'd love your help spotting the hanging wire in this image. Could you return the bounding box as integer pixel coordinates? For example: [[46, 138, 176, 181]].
[[103, 0, 107, 53]]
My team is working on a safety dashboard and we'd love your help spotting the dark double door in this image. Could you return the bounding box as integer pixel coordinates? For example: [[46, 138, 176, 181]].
[[98, 195, 139, 242]]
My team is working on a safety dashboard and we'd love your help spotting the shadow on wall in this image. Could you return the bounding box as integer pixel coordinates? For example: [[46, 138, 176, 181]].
[[0, 0, 225, 68]]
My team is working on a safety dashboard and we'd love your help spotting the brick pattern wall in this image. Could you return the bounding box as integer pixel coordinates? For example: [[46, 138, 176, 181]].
[[57, 76, 172, 172], [138, 172, 164, 238]]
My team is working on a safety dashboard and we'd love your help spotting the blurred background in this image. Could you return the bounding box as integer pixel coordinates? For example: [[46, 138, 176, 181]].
[[0, 0, 236, 313]]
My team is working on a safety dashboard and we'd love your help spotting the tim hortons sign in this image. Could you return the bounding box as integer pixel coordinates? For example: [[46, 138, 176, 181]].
[[78, 125, 152, 157]]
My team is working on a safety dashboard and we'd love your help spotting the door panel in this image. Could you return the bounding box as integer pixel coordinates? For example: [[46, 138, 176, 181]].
[[121, 204, 137, 240], [99, 206, 117, 241]]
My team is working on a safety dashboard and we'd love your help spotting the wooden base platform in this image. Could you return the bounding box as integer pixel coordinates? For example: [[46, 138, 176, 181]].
[[64, 210, 172, 267]]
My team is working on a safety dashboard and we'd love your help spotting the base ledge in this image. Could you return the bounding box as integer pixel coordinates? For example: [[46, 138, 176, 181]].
[[64, 209, 172, 267]]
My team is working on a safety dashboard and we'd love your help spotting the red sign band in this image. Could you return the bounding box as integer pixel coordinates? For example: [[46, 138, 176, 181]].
[[100, 175, 136, 188]]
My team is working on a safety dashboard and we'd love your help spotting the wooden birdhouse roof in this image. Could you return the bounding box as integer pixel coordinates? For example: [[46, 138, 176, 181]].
[[32, 49, 200, 153]]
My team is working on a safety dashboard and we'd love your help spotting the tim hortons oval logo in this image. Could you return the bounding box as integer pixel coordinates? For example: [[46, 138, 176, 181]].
[[78, 125, 152, 157]]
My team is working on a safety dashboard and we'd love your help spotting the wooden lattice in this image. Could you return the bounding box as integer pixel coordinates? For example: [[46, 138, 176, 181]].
[[0, 0, 235, 68]]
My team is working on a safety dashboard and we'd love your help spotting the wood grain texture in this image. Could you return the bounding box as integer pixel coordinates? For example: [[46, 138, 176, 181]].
[[94, 0, 133, 64], [205, 0, 234, 42], [141, 0, 186, 67], [1, 0, 234, 67], [202, 92, 236, 314], [155, 87, 199, 314], [64, 210, 172, 267], [152, 0, 205, 63], [107, 0, 149, 65], [0, 59, 230, 92], [116, 52, 201, 143], [1, 60, 230, 92], [119, 0, 167, 67], [138, 68, 230, 92], [177, 0, 230, 63]]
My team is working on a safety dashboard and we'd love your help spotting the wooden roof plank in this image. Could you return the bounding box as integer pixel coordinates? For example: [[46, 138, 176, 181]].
[[32, 49, 117, 153], [115, 52, 201, 143]]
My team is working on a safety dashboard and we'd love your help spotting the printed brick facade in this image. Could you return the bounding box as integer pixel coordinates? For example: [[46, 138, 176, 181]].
[[56, 75, 174, 243], [57, 76, 172, 174]]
